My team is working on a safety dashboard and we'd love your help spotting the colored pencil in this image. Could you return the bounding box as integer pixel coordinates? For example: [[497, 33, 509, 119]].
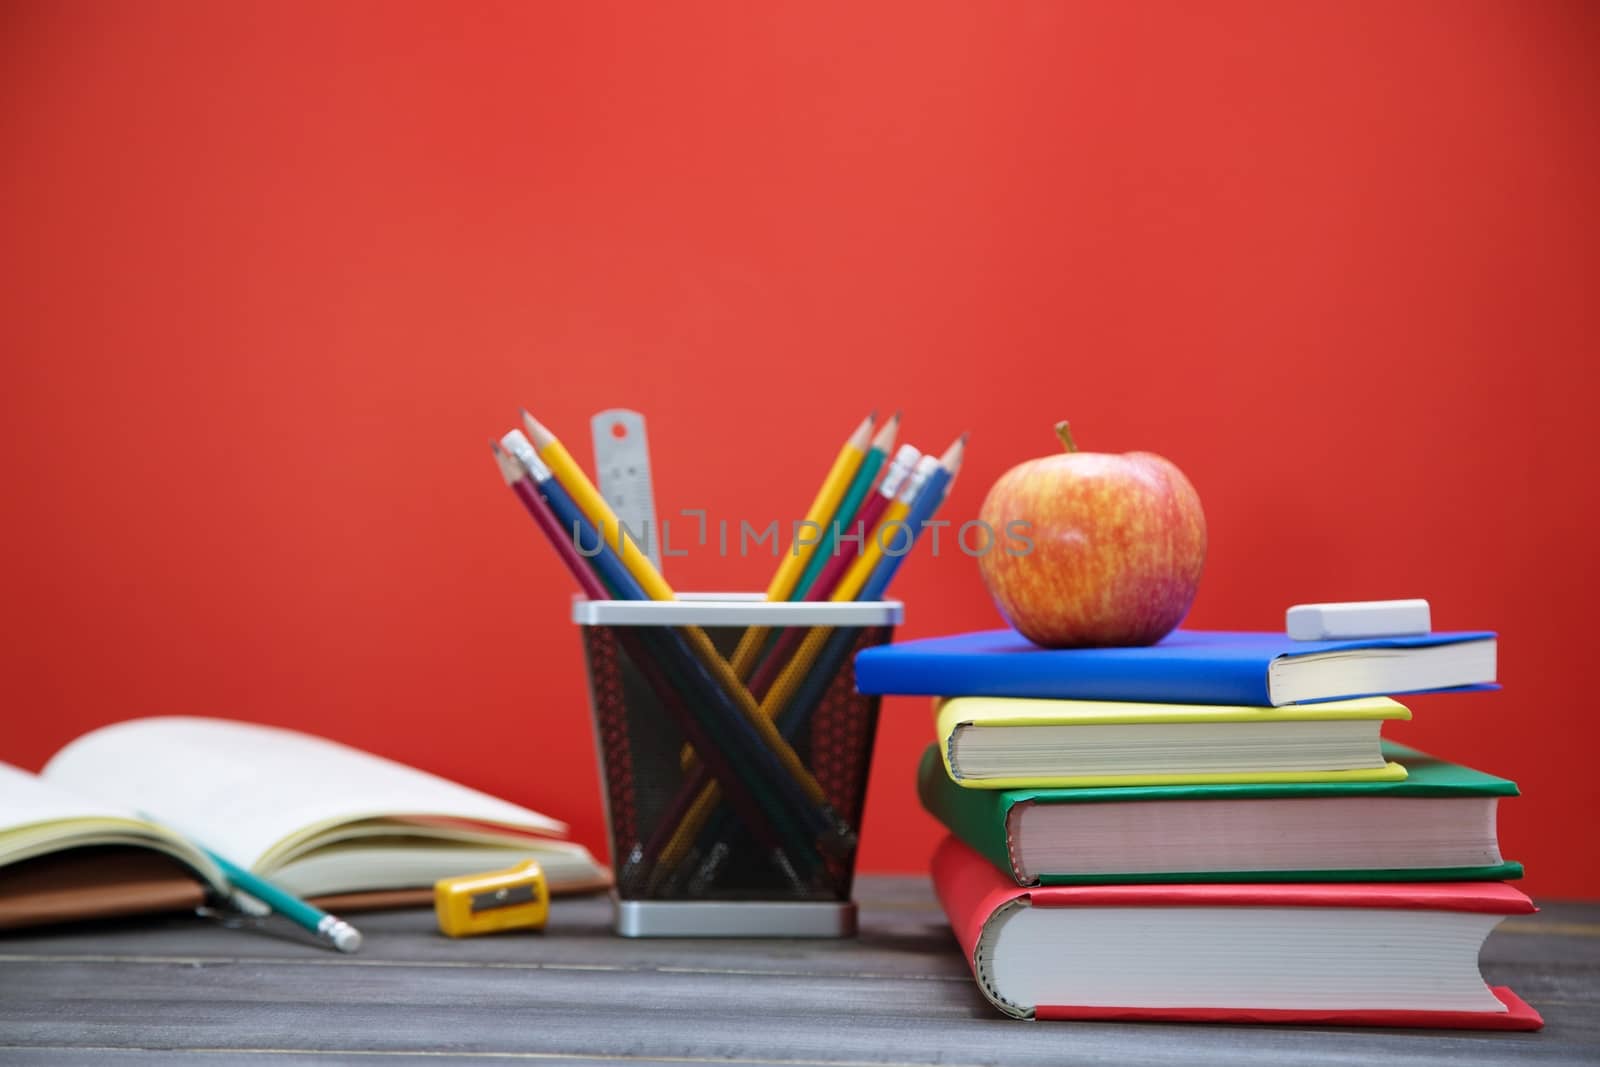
[[493, 442, 608, 600], [205, 848, 363, 953], [856, 432, 965, 600], [808, 441, 919, 600], [729, 412, 875, 678], [831, 452, 936, 601], [792, 412, 899, 600], [522, 410, 675, 601]]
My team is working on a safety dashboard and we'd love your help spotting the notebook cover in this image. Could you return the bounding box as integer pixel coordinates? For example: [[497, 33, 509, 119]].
[[0, 872, 610, 931], [931, 835, 1541, 1028], [0, 850, 454, 930], [858, 629, 1497, 705], [0, 848, 208, 930], [920, 744, 1522, 885], [936, 695, 1410, 788]]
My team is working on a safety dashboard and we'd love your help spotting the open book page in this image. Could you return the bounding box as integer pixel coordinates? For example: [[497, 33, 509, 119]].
[[266, 818, 591, 866], [272, 838, 606, 897], [0, 762, 224, 888], [41, 717, 570, 871], [2, 761, 135, 830]]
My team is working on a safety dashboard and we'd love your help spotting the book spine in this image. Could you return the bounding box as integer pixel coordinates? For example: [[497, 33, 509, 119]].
[[917, 747, 1023, 882]]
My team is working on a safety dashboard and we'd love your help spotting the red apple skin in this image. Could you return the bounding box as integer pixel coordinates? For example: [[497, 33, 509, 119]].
[[977, 451, 1206, 648]]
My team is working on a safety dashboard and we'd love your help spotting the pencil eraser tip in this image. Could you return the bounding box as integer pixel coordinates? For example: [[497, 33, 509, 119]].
[[331, 922, 363, 953]]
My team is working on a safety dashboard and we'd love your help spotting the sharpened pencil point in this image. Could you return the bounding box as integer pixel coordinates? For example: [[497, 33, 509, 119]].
[[492, 439, 527, 485], [848, 412, 876, 450], [521, 410, 556, 449], [939, 432, 969, 474], [870, 411, 901, 452]]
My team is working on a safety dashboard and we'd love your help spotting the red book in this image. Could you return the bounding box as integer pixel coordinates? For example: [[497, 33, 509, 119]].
[[932, 835, 1542, 1028]]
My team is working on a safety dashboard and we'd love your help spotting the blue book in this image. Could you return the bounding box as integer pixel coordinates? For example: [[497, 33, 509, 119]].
[[854, 629, 1498, 706]]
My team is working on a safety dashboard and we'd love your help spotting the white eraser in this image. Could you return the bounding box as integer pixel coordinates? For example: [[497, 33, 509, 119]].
[[1286, 599, 1431, 641]]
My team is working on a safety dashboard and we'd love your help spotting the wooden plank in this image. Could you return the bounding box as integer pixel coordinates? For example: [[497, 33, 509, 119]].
[[5, 887, 1594, 970], [0, 959, 1590, 1067], [0, 876, 1595, 1066]]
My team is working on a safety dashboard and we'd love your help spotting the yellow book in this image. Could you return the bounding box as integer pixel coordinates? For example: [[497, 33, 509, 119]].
[[934, 696, 1410, 789]]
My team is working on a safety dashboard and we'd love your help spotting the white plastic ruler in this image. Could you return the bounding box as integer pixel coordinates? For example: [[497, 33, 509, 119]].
[[590, 408, 662, 569]]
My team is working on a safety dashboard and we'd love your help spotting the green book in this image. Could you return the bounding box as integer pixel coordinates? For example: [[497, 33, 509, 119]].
[[917, 741, 1522, 886]]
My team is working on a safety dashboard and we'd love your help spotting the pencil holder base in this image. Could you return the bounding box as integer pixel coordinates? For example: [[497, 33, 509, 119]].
[[612, 898, 858, 938]]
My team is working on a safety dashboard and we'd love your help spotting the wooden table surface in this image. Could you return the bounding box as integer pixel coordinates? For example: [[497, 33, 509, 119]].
[[2, 875, 1596, 1066]]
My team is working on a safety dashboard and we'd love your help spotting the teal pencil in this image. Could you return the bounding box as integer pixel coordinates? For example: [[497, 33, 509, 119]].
[[204, 848, 363, 953], [793, 411, 898, 599]]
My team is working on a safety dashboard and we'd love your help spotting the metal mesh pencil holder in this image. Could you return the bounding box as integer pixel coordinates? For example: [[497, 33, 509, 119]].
[[574, 594, 901, 937]]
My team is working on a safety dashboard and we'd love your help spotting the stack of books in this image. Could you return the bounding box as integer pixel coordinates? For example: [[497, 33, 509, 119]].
[[856, 627, 1543, 1029]]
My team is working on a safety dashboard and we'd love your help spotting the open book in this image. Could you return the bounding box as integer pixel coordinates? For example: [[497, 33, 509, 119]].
[[1, 717, 609, 929]]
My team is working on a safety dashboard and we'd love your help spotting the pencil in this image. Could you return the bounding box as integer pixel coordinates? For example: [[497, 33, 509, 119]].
[[830, 452, 938, 602], [492, 442, 608, 600], [857, 432, 965, 600], [522, 410, 675, 601], [814, 441, 923, 601], [768, 410, 875, 600], [204, 848, 362, 953], [792, 412, 899, 600], [729, 412, 875, 677]]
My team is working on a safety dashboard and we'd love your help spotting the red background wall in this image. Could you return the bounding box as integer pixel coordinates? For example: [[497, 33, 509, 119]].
[[3, 2, 1595, 896]]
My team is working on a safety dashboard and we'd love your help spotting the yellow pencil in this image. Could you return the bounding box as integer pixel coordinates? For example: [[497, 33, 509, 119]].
[[830, 452, 937, 603], [729, 412, 875, 677], [523, 411, 675, 601], [767, 411, 875, 600]]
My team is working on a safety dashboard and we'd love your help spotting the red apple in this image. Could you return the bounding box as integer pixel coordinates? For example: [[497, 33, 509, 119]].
[[977, 422, 1206, 648]]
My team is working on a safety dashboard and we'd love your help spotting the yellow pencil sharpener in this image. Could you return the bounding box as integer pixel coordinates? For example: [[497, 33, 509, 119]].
[[434, 860, 549, 937]]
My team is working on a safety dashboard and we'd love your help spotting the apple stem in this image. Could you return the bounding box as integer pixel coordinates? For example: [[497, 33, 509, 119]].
[[1054, 421, 1078, 453]]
